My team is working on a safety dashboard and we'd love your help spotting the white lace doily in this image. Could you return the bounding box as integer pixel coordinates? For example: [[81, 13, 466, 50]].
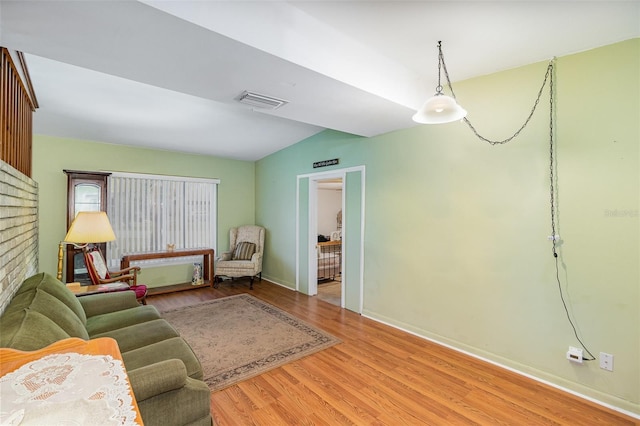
[[0, 352, 138, 425]]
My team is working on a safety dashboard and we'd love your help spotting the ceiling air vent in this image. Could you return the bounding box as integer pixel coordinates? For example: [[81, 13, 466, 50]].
[[235, 91, 288, 110]]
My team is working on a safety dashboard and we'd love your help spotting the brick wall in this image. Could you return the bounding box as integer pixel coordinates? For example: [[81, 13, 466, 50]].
[[0, 160, 38, 314]]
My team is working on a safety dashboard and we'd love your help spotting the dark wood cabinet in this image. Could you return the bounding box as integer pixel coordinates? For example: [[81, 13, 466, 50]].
[[63, 170, 111, 283]]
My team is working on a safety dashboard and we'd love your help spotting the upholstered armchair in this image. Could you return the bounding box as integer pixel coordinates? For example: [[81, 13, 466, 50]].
[[214, 225, 265, 290]]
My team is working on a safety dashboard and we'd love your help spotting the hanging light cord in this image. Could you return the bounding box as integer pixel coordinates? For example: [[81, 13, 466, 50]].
[[548, 68, 596, 362], [435, 41, 445, 95], [439, 48, 596, 360], [443, 57, 554, 145]]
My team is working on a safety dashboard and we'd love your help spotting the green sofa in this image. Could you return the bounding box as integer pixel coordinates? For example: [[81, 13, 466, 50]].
[[0, 272, 212, 426]]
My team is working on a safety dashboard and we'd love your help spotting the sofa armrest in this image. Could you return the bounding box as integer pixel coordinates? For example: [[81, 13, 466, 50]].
[[79, 291, 139, 318], [127, 359, 187, 402]]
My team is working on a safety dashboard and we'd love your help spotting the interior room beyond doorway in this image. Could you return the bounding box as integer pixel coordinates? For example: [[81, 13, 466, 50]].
[[316, 178, 343, 307]]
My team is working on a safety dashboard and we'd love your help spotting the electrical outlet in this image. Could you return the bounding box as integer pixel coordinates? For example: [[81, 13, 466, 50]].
[[600, 352, 614, 371], [566, 346, 583, 363]]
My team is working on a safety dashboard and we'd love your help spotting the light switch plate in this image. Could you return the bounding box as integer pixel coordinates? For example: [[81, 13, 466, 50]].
[[599, 352, 614, 371]]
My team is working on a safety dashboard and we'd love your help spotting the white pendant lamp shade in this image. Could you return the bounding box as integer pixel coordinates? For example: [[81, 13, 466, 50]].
[[412, 93, 467, 124], [413, 41, 468, 124]]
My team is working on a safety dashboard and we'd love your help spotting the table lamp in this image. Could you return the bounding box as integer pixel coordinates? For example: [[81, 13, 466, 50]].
[[56, 211, 116, 281]]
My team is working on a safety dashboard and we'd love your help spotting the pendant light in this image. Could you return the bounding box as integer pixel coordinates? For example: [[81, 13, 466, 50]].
[[412, 41, 467, 124], [410, 42, 587, 360]]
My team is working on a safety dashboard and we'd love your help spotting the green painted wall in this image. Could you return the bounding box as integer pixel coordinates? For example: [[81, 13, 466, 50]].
[[256, 39, 639, 414], [255, 132, 364, 287], [33, 136, 255, 287]]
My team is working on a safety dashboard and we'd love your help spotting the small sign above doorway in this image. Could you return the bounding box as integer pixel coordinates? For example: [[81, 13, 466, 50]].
[[313, 158, 339, 168]]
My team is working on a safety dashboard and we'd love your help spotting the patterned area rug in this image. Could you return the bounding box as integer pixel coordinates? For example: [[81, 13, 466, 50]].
[[160, 294, 341, 392]]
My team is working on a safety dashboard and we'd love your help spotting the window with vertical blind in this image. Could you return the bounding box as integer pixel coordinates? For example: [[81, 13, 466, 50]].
[[105, 172, 218, 268]]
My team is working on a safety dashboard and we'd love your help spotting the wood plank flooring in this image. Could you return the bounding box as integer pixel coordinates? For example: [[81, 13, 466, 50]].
[[147, 279, 639, 425]]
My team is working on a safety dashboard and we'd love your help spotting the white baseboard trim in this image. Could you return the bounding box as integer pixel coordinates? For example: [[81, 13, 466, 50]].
[[362, 312, 640, 420], [260, 276, 295, 291]]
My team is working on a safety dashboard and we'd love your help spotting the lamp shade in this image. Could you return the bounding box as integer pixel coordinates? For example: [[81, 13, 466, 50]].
[[412, 94, 467, 124], [64, 211, 116, 243]]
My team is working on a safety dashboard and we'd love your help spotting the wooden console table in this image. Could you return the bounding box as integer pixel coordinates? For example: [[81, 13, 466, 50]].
[[120, 248, 214, 295], [0, 337, 143, 425]]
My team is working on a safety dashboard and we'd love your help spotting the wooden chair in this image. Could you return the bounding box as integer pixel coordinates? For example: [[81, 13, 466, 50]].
[[83, 247, 148, 304]]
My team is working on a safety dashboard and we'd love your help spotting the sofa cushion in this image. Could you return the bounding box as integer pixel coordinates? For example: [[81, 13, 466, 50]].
[[121, 337, 203, 381], [14, 272, 50, 294], [0, 310, 71, 351], [15, 272, 87, 324], [79, 291, 140, 318], [91, 319, 180, 352], [85, 305, 161, 336], [215, 259, 256, 272], [7, 289, 89, 339], [2, 291, 36, 315]]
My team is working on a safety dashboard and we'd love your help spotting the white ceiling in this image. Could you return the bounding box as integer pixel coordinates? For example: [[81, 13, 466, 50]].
[[1, 1, 638, 161]]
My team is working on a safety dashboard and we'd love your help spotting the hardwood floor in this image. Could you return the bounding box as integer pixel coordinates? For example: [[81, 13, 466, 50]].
[[147, 280, 639, 426], [317, 280, 341, 306]]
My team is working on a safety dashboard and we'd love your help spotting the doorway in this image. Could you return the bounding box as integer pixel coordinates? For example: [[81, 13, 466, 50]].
[[316, 178, 343, 307], [296, 166, 365, 313]]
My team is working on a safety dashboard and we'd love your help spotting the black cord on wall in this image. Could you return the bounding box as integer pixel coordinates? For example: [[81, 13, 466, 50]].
[[547, 66, 596, 362], [442, 50, 596, 361]]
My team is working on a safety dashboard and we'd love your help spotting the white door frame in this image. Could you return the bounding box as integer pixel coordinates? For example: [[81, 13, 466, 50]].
[[296, 165, 365, 313]]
